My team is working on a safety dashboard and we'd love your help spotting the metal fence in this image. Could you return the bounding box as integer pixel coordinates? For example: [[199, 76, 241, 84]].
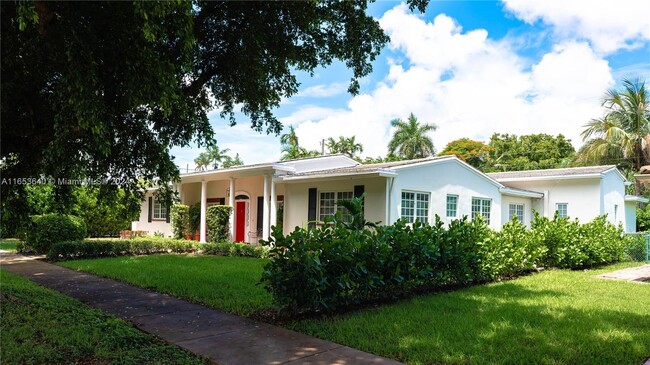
[[624, 232, 650, 263]]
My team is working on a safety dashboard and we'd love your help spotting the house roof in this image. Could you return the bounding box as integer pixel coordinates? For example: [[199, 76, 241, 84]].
[[279, 156, 456, 181], [487, 165, 619, 181]]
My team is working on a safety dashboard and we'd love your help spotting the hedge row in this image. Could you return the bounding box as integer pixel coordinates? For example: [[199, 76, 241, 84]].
[[46, 238, 269, 261], [261, 214, 626, 315], [21, 214, 87, 254]]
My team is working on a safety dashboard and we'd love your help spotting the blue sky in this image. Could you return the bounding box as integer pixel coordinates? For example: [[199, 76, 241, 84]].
[[172, 0, 650, 171]]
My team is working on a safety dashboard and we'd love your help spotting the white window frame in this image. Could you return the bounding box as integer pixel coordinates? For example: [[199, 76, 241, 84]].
[[318, 191, 353, 222], [471, 197, 491, 225], [556, 203, 568, 218], [401, 191, 430, 223], [508, 203, 524, 222], [152, 198, 167, 220], [446, 194, 458, 218]]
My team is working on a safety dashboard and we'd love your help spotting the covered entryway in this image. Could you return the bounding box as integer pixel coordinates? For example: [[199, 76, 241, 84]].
[[234, 195, 249, 242]]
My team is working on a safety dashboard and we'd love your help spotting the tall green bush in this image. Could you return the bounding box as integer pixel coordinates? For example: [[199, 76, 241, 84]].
[[170, 204, 190, 239], [22, 214, 87, 253], [207, 205, 232, 242]]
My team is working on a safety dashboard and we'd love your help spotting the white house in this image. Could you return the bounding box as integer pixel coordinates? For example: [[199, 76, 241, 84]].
[[131, 155, 647, 242]]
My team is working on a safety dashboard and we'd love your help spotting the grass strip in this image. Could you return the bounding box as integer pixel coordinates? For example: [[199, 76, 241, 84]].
[[61, 254, 272, 316], [0, 269, 208, 365]]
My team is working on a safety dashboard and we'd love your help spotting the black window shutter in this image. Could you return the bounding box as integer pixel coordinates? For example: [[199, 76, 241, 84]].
[[308, 188, 317, 228], [257, 196, 264, 233], [354, 185, 365, 198], [166, 205, 171, 223], [219, 198, 226, 205], [148, 197, 153, 222]]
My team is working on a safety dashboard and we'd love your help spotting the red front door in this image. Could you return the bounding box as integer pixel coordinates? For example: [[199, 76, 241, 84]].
[[235, 201, 246, 242]]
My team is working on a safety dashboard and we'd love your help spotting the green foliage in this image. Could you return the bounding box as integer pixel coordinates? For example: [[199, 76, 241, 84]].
[[0, 270, 209, 365], [325, 136, 364, 158], [261, 216, 493, 315], [623, 233, 649, 262], [170, 204, 190, 239], [334, 193, 378, 230], [222, 153, 244, 168], [188, 203, 201, 233], [439, 138, 492, 170], [22, 214, 87, 254], [388, 113, 437, 159], [279, 126, 321, 160], [203, 242, 270, 259], [532, 213, 625, 269], [207, 205, 232, 242], [484, 133, 575, 172], [3, 0, 411, 207], [637, 205, 650, 231], [262, 211, 628, 315], [71, 187, 140, 237], [47, 237, 200, 261]]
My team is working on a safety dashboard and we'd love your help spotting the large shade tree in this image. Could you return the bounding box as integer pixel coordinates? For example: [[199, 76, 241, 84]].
[[1, 0, 429, 235], [484, 133, 575, 172], [439, 138, 492, 170], [388, 113, 437, 160]]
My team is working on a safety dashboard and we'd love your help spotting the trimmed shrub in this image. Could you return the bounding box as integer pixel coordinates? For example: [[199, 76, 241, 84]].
[[532, 213, 625, 269], [203, 242, 269, 258], [207, 205, 232, 242], [623, 233, 649, 262], [47, 237, 200, 261], [170, 204, 190, 239], [22, 214, 87, 254]]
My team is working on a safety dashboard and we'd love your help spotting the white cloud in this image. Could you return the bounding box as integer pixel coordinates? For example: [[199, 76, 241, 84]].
[[287, 4, 615, 158], [298, 82, 348, 98], [502, 0, 650, 54]]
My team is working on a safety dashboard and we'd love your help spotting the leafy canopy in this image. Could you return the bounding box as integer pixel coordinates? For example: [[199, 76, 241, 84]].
[[388, 113, 437, 160], [439, 138, 492, 170], [483, 133, 575, 172]]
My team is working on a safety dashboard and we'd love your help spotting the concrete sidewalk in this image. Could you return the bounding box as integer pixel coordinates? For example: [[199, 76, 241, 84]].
[[596, 264, 650, 283], [1, 252, 402, 365]]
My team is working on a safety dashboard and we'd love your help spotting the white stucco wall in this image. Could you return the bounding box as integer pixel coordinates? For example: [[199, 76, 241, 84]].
[[500, 178, 602, 223], [500, 195, 536, 227], [388, 160, 503, 229], [283, 177, 387, 234], [625, 201, 638, 233], [599, 170, 626, 227], [131, 191, 173, 237]]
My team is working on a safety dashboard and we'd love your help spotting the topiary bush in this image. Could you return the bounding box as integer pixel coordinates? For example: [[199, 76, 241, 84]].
[[207, 205, 232, 242], [47, 237, 200, 261], [170, 204, 190, 239], [22, 214, 87, 254], [202, 242, 269, 258]]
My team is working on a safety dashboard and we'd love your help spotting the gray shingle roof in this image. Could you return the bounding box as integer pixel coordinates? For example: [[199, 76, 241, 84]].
[[285, 156, 454, 177], [487, 165, 616, 180]]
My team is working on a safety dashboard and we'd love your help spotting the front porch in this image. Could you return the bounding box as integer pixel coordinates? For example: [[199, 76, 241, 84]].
[[179, 172, 285, 244]]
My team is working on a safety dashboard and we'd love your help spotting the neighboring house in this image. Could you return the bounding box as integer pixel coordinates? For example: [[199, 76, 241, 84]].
[[132, 155, 647, 242]]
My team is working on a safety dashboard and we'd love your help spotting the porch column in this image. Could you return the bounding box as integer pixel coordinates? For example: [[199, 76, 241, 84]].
[[229, 177, 235, 240], [200, 180, 207, 243], [177, 183, 184, 204], [270, 178, 277, 233], [263, 174, 270, 240]]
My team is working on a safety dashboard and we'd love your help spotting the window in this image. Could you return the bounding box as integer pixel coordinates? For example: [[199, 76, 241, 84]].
[[508, 203, 524, 222], [446, 195, 458, 218], [319, 191, 353, 222], [471, 197, 491, 224], [152, 198, 167, 220], [556, 203, 568, 218], [401, 191, 430, 223]]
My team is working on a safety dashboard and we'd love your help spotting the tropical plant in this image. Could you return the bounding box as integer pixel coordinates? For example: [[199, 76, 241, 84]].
[[388, 113, 437, 160], [574, 78, 649, 190], [484, 133, 575, 172], [279, 126, 321, 160], [326, 136, 364, 158], [222, 153, 244, 168], [194, 153, 212, 171], [206, 144, 231, 169], [280, 126, 300, 148]]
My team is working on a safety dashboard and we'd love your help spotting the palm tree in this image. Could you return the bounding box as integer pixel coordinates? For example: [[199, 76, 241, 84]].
[[206, 144, 231, 169], [575, 78, 649, 194], [280, 126, 299, 148], [326, 136, 364, 158], [194, 152, 211, 171], [388, 113, 437, 160]]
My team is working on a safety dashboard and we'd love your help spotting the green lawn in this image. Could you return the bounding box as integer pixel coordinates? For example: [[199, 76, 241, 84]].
[[0, 269, 208, 365], [60, 255, 650, 365], [289, 262, 650, 365], [61, 254, 272, 316], [0, 239, 18, 251]]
